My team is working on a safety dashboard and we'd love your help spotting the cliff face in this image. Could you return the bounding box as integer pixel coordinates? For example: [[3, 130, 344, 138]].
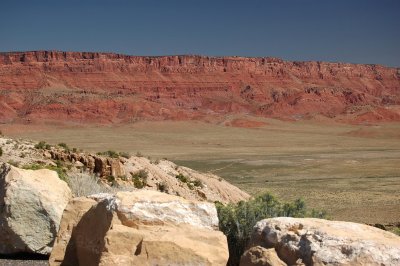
[[0, 51, 399, 124]]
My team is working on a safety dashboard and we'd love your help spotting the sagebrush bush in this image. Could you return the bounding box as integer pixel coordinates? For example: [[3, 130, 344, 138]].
[[176, 173, 189, 183], [216, 193, 326, 266], [157, 181, 168, 193], [34, 141, 47, 149], [98, 150, 119, 158], [67, 173, 111, 197], [0, 147, 3, 157], [58, 143, 70, 151], [119, 152, 130, 159], [132, 169, 148, 188], [193, 179, 203, 188]]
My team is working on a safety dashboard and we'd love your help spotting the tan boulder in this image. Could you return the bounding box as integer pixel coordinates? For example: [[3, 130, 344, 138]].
[[50, 190, 228, 266], [240, 246, 286, 266], [0, 164, 72, 255], [243, 217, 400, 266], [108, 158, 125, 177]]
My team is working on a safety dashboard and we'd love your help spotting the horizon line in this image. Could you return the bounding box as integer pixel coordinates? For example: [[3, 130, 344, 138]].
[[0, 49, 398, 68]]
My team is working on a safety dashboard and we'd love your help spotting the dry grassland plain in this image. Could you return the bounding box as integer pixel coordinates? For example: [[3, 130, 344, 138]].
[[2, 119, 400, 225]]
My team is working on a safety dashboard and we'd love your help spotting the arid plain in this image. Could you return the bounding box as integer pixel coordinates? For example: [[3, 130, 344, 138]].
[[3, 118, 399, 225]]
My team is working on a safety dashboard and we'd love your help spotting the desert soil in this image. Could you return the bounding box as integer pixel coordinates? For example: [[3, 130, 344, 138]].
[[1, 118, 399, 225]]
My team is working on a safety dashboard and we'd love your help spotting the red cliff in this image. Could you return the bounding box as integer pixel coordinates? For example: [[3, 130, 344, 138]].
[[0, 51, 399, 124]]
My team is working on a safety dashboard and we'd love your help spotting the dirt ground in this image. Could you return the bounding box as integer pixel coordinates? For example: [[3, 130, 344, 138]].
[[1, 118, 399, 225]]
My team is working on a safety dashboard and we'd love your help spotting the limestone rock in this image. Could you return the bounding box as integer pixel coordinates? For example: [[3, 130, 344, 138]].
[[243, 217, 400, 266], [0, 164, 72, 255], [50, 190, 228, 266]]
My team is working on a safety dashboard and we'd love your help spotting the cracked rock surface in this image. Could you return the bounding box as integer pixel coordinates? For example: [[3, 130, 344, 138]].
[[241, 217, 400, 266], [49, 190, 228, 266], [0, 164, 72, 255]]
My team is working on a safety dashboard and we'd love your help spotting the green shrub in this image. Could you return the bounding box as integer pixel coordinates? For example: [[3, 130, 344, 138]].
[[132, 169, 148, 188], [97, 150, 119, 158], [176, 173, 188, 183], [34, 141, 47, 149], [157, 181, 168, 193], [7, 160, 20, 167], [22, 163, 43, 170], [22, 163, 68, 181], [119, 152, 130, 159], [193, 179, 203, 188], [58, 143, 70, 151], [0, 147, 3, 157], [216, 193, 326, 266], [392, 227, 400, 236], [107, 175, 115, 182]]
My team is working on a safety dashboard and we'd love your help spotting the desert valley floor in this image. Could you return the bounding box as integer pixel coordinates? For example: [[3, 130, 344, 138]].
[[2, 118, 399, 225]]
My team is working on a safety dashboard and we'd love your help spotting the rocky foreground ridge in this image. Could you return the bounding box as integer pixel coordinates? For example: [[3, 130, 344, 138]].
[[0, 136, 249, 203], [0, 163, 399, 265], [1, 137, 400, 265], [0, 51, 399, 125]]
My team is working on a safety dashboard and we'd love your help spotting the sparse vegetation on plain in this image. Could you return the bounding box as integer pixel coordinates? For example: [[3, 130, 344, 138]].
[[4, 120, 400, 224]]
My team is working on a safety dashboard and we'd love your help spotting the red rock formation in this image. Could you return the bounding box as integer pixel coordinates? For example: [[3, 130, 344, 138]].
[[0, 51, 399, 124]]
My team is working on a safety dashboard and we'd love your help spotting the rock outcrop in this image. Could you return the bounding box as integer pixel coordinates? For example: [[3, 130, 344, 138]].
[[49, 190, 229, 266], [0, 137, 249, 204], [242, 217, 400, 266], [0, 164, 72, 255], [0, 51, 399, 124], [47, 147, 249, 203]]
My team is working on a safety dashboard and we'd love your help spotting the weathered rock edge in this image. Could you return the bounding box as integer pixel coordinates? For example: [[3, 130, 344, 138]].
[[50, 190, 228, 265], [241, 217, 400, 266], [0, 164, 72, 255]]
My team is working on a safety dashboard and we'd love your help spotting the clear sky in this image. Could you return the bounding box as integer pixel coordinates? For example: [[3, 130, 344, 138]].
[[1, 0, 399, 67]]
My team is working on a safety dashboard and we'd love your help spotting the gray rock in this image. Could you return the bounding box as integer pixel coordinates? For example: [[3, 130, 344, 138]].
[[0, 164, 72, 255]]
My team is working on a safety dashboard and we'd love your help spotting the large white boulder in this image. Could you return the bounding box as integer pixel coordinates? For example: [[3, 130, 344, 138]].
[[241, 217, 400, 266], [50, 190, 228, 266], [0, 164, 72, 255]]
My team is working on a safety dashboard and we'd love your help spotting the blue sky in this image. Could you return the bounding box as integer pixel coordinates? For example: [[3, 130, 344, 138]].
[[1, 0, 399, 66]]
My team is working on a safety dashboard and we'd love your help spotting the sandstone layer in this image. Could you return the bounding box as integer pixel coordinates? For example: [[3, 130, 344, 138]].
[[242, 217, 400, 266], [49, 190, 229, 266], [0, 51, 399, 124]]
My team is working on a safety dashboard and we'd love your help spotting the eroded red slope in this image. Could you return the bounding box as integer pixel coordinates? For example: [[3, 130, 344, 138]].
[[0, 51, 399, 125]]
